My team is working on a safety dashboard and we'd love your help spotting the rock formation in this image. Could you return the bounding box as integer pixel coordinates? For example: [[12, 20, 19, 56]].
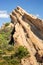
[[10, 6, 43, 65]]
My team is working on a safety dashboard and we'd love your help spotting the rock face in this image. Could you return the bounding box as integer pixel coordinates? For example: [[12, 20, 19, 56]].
[[10, 6, 43, 65]]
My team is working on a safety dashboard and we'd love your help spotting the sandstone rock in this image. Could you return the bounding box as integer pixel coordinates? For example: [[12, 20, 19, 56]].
[[10, 6, 43, 65], [8, 23, 14, 28]]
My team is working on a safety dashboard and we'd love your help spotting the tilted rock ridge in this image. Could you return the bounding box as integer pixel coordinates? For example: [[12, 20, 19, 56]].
[[10, 6, 43, 65]]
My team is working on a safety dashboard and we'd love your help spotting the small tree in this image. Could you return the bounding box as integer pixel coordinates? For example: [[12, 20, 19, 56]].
[[15, 46, 29, 59]]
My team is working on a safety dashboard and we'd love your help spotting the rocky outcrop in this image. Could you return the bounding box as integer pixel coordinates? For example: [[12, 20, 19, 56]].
[[10, 6, 43, 65]]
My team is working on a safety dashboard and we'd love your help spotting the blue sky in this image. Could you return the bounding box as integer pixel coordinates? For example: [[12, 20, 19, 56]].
[[0, 0, 43, 27]]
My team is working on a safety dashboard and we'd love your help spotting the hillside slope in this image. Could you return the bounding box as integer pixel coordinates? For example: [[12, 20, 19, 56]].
[[0, 6, 43, 65]]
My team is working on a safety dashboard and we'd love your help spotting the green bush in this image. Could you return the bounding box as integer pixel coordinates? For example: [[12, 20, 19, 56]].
[[2, 55, 11, 61], [15, 46, 29, 59], [10, 58, 20, 65], [5, 22, 10, 26], [7, 45, 14, 51], [0, 50, 5, 55], [1, 43, 8, 50], [0, 25, 13, 46]]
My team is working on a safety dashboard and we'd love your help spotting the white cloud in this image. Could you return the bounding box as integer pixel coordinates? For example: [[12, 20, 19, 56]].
[[0, 10, 9, 18], [36, 14, 40, 17]]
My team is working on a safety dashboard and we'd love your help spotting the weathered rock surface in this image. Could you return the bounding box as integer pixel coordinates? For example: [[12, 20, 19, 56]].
[[10, 6, 43, 65]]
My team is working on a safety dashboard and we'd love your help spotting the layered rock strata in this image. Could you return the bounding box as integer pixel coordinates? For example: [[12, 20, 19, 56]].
[[10, 6, 43, 65]]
